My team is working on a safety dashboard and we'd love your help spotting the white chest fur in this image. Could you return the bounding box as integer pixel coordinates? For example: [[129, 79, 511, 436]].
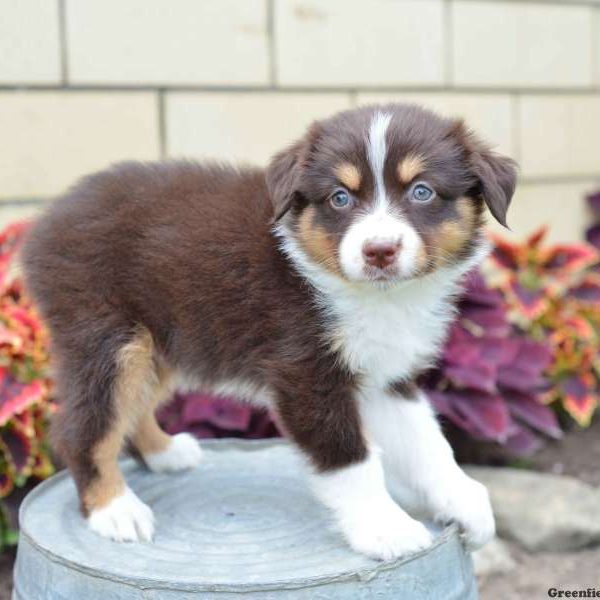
[[325, 276, 459, 388], [276, 226, 487, 390]]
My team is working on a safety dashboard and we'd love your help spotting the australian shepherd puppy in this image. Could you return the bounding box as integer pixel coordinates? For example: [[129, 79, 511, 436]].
[[22, 103, 516, 560]]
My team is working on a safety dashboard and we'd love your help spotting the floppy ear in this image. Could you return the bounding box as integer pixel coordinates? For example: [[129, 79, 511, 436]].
[[265, 139, 304, 222], [451, 120, 518, 228], [471, 149, 518, 228], [266, 123, 320, 222]]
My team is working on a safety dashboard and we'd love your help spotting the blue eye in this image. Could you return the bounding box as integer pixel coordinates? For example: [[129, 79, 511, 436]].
[[411, 183, 435, 203], [330, 190, 351, 209]]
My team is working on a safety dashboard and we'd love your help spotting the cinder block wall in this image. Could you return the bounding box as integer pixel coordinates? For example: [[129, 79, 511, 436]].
[[2, 0, 600, 241]]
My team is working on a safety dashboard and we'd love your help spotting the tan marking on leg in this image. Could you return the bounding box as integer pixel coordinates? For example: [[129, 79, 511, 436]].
[[297, 207, 342, 275], [334, 162, 361, 191], [132, 413, 172, 455], [131, 365, 175, 456], [83, 329, 159, 512], [397, 154, 426, 184]]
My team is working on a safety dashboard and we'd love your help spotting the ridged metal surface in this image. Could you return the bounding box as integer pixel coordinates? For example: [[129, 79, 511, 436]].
[[13, 439, 478, 599]]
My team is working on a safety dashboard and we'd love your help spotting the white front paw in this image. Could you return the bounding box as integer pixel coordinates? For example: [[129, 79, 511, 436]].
[[341, 501, 433, 561], [433, 476, 495, 551], [87, 487, 155, 543], [144, 432, 202, 473]]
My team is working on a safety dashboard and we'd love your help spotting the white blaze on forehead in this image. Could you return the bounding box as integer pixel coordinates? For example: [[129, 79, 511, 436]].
[[367, 111, 392, 208], [337, 110, 424, 282]]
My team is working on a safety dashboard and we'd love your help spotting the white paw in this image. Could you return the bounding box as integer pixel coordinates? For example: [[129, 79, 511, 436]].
[[87, 487, 155, 542], [144, 433, 202, 473], [341, 501, 433, 561], [433, 475, 495, 551]]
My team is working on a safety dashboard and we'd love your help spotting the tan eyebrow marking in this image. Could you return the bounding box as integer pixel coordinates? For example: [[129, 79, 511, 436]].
[[397, 154, 426, 184], [334, 162, 361, 191]]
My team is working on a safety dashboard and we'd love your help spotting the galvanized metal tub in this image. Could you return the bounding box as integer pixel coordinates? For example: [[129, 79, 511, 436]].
[[13, 439, 478, 599]]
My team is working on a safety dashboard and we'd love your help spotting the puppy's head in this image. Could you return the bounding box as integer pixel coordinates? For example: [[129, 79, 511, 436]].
[[268, 104, 517, 284]]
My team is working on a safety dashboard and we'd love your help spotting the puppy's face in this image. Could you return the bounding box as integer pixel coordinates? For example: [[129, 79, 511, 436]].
[[267, 104, 517, 284]]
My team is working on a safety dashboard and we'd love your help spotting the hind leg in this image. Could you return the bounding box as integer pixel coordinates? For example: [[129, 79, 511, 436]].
[[53, 329, 158, 542], [130, 372, 202, 473]]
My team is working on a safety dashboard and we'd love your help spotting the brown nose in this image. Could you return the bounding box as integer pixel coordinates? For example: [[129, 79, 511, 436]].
[[362, 241, 400, 269]]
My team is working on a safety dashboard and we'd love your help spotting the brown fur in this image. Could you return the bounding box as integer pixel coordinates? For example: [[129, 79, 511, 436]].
[[82, 329, 160, 512], [21, 103, 516, 516]]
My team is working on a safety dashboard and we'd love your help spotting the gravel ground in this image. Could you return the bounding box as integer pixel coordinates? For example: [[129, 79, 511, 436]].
[[530, 418, 600, 487], [480, 542, 600, 599]]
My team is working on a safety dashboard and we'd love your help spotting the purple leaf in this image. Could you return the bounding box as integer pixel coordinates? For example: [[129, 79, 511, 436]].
[[503, 425, 544, 456], [587, 191, 600, 215], [461, 305, 510, 337], [504, 390, 562, 439], [429, 390, 510, 442], [479, 338, 521, 367], [513, 339, 553, 373], [3, 426, 31, 472], [446, 362, 497, 394], [182, 395, 252, 431], [510, 280, 547, 316], [586, 224, 600, 250], [571, 279, 600, 303], [560, 375, 590, 402], [462, 270, 504, 307], [497, 364, 547, 393], [443, 327, 481, 366]]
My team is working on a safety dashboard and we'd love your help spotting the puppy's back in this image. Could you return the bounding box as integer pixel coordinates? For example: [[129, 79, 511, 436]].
[[21, 160, 273, 338]]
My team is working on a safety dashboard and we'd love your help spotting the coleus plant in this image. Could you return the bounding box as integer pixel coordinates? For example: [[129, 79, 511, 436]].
[[421, 270, 558, 455], [488, 226, 600, 427], [0, 223, 55, 500], [158, 392, 279, 439]]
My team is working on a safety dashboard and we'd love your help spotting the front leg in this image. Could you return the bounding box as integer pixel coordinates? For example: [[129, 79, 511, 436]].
[[273, 371, 433, 561], [360, 384, 495, 551]]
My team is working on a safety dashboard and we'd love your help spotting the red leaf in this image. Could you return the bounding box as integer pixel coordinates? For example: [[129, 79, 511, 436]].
[[509, 280, 548, 319], [570, 280, 600, 304], [0, 373, 46, 426], [560, 376, 598, 426], [0, 472, 13, 497], [490, 236, 520, 270], [525, 226, 549, 249], [542, 243, 598, 273]]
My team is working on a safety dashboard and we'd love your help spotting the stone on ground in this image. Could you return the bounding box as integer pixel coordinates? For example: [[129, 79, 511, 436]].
[[466, 467, 600, 552], [472, 537, 516, 577]]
